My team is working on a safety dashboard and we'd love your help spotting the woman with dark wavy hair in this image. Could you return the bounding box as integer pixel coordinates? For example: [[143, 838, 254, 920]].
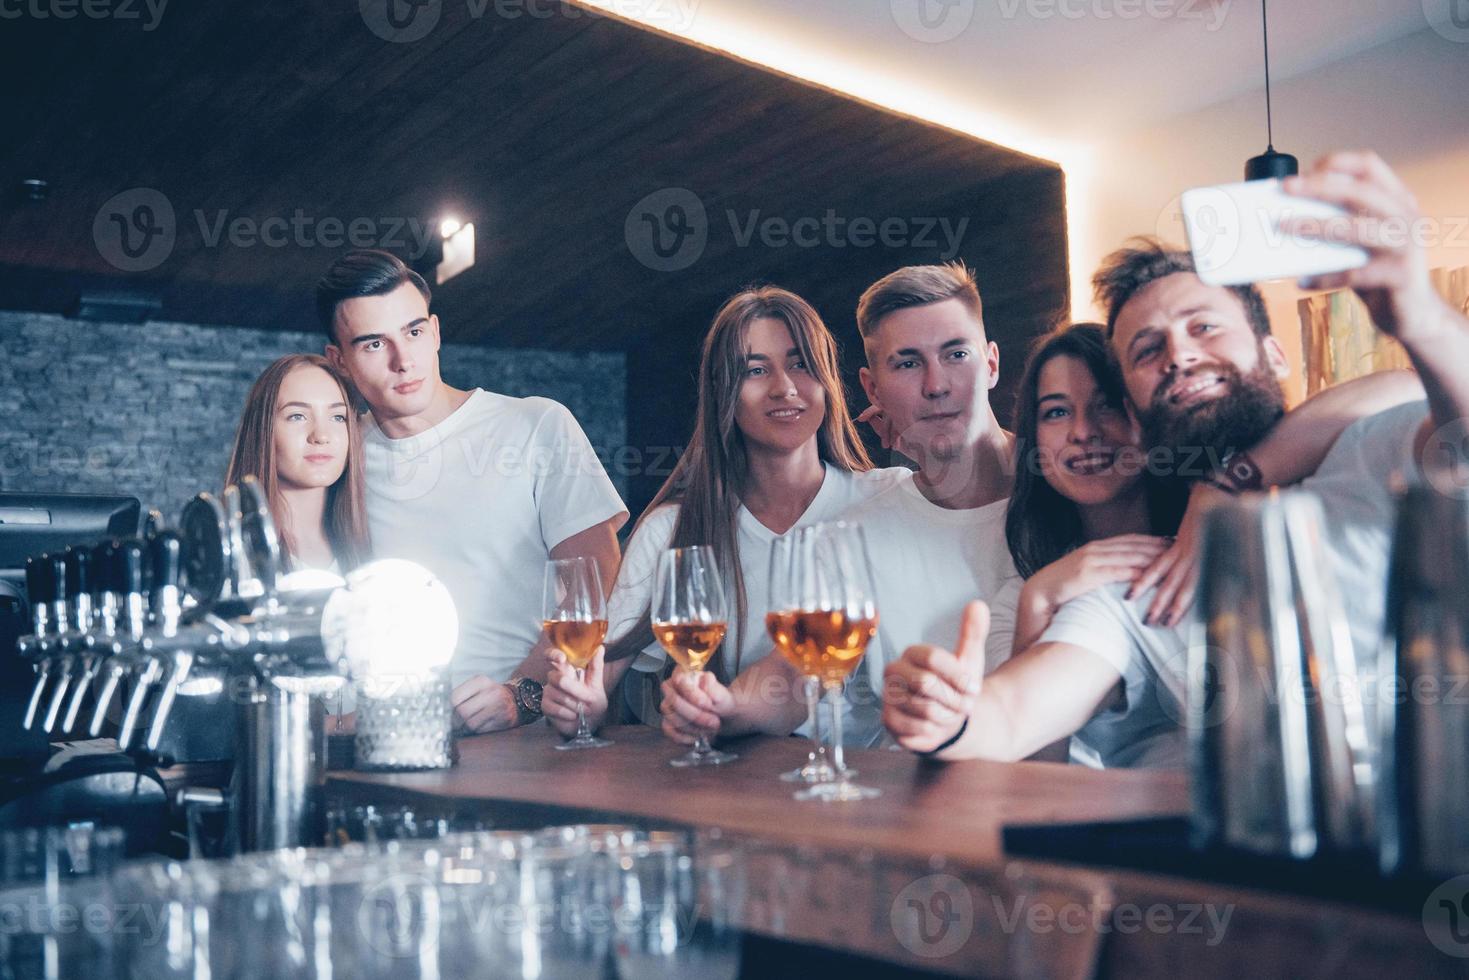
[[1005, 323, 1187, 654]]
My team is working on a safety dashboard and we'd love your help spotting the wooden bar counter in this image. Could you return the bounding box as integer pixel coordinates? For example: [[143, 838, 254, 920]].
[[328, 725, 1451, 978]]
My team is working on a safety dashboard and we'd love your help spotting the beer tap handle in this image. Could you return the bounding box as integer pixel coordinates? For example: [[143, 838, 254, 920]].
[[143, 507, 166, 541], [59, 542, 119, 733], [88, 658, 127, 738], [24, 554, 50, 634], [22, 659, 51, 731], [20, 553, 55, 731], [119, 538, 148, 636], [41, 658, 74, 733], [144, 651, 193, 752], [63, 545, 92, 617], [149, 531, 183, 626], [62, 655, 101, 734], [116, 658, 161, 752], [49, 552, 69, 625], [62, 546, 93, 649]]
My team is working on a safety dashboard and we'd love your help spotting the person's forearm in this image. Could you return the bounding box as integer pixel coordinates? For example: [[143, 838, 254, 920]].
[[721, 656, 808, 737], [929, 643, 1117, 762], [510, 636, 556, 684], [1011, 580, 1055, 656], [1397, 299, 1469, 445], [929, 687, 1024, 761], [1249, 369, 1424, 485]]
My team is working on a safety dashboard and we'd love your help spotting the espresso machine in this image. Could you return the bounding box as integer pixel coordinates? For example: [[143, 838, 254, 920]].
[[8, 476, 352, 854]]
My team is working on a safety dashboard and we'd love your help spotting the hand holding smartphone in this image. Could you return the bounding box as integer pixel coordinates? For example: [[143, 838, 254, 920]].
[[1181, 177, 1368, 287]]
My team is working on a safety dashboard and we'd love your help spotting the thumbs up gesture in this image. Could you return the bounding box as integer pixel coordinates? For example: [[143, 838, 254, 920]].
[[882, 600, 989, 756]]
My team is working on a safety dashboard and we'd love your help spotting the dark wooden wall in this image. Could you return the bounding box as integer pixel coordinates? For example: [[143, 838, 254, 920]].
[[0, 2, 1069, 519]]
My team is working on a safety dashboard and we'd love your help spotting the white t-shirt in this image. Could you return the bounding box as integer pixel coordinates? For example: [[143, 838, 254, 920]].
[[1294, 399, 1428, 673], [363, 389, 628, 685], [840, 478, 1022, 745], [1041, 400, 1430, 769], [613, 464, 910, 721], [1039, 583, 1190, 769]]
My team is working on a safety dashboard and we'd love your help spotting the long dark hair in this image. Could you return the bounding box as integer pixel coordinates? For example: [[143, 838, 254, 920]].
[[605, 286, 873, 681], [224, 354, 371, 571], [1005, 323, 1187, 578]]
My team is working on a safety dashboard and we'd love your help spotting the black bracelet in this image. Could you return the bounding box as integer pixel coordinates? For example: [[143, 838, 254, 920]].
[[918, 716, 969, 757]]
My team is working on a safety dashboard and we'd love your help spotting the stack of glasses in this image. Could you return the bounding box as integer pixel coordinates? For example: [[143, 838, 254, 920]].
[[1, 824, 745, 980]]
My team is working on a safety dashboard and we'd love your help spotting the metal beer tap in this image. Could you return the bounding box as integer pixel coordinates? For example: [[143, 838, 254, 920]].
[[42, 547, 105, 733], [113, 530, 210, 751], [87, 540, 154, 740], [58, 540, 123, 734], [18, 552, 66, 730]]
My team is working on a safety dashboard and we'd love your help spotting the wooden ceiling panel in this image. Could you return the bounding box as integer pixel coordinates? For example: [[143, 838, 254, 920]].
[[0, 2, 1065, 354]]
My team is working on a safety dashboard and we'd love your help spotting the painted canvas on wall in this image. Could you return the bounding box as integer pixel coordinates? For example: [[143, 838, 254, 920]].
[[1299, 265, 1468, 396]]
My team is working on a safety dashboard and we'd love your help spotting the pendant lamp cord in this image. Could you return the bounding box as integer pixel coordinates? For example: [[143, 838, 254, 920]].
[[1261, 0, 1275, 151]]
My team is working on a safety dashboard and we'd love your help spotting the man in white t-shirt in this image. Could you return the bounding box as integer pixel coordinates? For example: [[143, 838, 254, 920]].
[[658, 264, 1023, 746], [319, 250, 627, 733], [837, 263, 1023, 743], [883, 151, 1469, 766]]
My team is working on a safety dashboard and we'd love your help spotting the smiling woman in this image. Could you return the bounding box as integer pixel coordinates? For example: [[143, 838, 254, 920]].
[[223, 354, 371, 574], [540, 285, 911, 741]]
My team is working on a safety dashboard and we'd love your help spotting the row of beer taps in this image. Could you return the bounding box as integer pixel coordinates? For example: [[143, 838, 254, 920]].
[[17, 477, 343, 760]]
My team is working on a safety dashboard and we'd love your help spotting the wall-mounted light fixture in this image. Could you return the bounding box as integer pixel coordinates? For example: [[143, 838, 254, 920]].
[[437, 218, 475, 285]]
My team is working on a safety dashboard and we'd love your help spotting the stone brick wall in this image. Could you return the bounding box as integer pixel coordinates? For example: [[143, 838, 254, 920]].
[[0, 311, 626, 523]]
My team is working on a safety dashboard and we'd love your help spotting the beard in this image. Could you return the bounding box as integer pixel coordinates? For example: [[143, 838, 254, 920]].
[[1138, 355, 1286, 471]]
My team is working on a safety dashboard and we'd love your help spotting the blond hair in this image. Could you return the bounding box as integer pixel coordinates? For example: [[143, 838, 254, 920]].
[[856, 262, 984, 353]]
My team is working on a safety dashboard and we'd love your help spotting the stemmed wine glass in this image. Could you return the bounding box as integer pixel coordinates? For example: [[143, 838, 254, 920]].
[[768, 531, 835, 784], [791, 521, 881, 802], [652, 545, 735, 767], [542, 557, 612, 750]]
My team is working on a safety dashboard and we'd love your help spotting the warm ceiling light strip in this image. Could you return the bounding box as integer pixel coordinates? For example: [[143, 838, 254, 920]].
[[572, 0, 1095, 321]]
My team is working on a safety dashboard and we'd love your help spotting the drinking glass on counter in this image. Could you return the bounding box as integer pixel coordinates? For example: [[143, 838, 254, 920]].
[[652, 545, 735, 767], [542, 556, 612, 750], [609, 836, 746, 980], [767, 532, 835, 784], [790, 521, 881, 803], [0, 824, 125, 980]]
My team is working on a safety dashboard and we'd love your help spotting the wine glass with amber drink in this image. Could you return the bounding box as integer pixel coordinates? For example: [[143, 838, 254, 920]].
[[652, 545, 735, 767], [791, 521, 881, 802], [542, 556, 612, 750], [768, 531, 835, 784]]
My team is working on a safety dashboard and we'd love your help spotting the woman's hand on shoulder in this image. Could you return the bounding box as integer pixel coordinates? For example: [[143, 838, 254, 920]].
[[1129, 484, 1231, 627], [1028, 534, 1174, 615]]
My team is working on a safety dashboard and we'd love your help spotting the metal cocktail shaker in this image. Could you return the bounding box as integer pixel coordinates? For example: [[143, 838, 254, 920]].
[[1193, 492, 1374, 860], [1377, 484, 1469, 878]]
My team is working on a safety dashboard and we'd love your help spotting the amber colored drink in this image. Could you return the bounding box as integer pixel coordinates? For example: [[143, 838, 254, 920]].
[[652, 621, 727, 671], [765, 610, 808, 673], [789, 609, 877, 686], [542, 619, 609, 669]]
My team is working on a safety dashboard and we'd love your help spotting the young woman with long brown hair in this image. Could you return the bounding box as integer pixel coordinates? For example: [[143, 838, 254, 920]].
[[540, 286, 903, 738], [224, 353, 371, 573]]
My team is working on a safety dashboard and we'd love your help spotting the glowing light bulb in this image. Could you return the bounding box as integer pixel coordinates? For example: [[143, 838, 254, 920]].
[[321, 559, 457, 682]]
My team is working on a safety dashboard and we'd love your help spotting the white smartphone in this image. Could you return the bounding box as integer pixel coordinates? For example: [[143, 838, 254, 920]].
[[1180, 178, 1368, 287]]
